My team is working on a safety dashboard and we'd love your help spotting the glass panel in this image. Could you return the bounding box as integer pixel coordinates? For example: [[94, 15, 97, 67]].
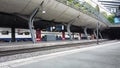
[[1, 31, 9, 35]]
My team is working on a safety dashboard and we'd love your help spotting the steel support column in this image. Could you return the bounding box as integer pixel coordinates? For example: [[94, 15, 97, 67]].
[[28, 8, 39, 43], [99, 32, 103, 39], [67, 22, 73, 40], [93, 30, 97, 39], [66, 16, 80, 41], [96, 22, 99, 44], [84, 27, 89, 40]]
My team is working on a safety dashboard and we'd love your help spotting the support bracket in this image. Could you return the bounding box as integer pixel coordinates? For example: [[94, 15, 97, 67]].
[[84, 27, 90, 40], [66, 16, 80, 40], [99, 32, 103, 39], [28, 8, 39, 43], [93, 30, 97, 39], [67, 21, 73, 40]]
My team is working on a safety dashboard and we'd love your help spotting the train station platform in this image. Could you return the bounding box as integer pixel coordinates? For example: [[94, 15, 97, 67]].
[[0, 39, 106, 52], [0, 40, 120, 68]]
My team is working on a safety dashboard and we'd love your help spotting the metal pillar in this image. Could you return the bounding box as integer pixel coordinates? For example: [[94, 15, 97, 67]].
[[93, 30, 97, 39], [99, 32, 103, 39], [96, 22, 99, 44], [11, 27, 16, 42], [84, 27, 89, 40], [28, 8, 39, 43], [67, 22, 73, 40], [66, 16, 80, 41]]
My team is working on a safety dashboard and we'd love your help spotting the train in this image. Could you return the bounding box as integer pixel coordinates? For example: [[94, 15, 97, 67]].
[[0, 27, 87, 42], [0, 28, 31, 42]]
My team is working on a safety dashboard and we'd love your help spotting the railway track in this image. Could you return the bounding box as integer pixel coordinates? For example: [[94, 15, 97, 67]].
[[0, 40, 108, 57]]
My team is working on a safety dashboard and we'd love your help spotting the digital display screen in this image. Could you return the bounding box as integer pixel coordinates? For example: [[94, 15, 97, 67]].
[[114, 16, 120, 24]]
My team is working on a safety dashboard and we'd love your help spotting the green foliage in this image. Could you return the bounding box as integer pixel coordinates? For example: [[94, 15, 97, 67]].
[[67, 0, 80, 8], [74, 2, 80, 7], [107, 14, 115, 24], [101, 12, 115, 24], [68, 0, 73, 2], [67, 0, 114, 24], [101, 12, 108, 18], [85, 3, 96, 14]]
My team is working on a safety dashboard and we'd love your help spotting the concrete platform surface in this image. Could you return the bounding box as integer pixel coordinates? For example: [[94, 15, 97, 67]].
[[0, 41, 120, 68], [0, 39, 106, 51]]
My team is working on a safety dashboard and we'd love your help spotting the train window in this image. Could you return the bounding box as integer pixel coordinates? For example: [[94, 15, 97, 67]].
[[18, 32, 23, 35], [1, 31, 9, 35], [24, 32, 30, 35]]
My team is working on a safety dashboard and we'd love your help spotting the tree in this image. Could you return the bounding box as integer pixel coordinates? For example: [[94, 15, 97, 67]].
[[68, 0, 73, 2], [68, 0, 80, 7], [101, 12, 114, 24], [107, 14, 115, 24]]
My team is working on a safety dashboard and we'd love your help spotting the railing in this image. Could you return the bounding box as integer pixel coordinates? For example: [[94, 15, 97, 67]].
[[56, 0, 111, 25]]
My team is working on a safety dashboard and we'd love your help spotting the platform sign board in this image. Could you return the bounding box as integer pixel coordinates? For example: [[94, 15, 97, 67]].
[[114, 16, 120, 24]]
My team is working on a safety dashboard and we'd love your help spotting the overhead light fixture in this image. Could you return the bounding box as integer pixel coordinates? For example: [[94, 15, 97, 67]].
[[52, 26, 55, 29], [42, 11, 46, 14]]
